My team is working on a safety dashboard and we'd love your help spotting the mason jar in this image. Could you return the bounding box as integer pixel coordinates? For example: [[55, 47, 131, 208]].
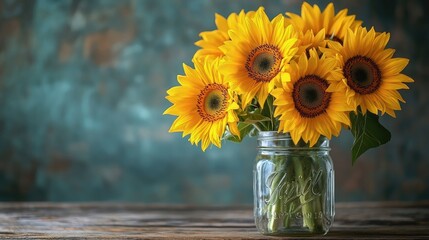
[[253, 131, 334, 236]]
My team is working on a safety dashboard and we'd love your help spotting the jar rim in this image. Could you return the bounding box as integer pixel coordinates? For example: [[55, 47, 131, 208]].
[[257, 131, 328, 139], [257, 131, 330, 150]]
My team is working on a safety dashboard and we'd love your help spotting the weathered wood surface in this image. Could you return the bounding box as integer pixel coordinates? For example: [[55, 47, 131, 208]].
[[0, 202, 428, 239]]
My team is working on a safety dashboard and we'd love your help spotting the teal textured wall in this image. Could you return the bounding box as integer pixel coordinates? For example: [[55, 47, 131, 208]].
[[0, 0, 427, 203]]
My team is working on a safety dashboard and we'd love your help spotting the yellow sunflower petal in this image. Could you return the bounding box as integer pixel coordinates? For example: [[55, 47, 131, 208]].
[[164, 57, 239, 151], [329, 26, 413, 116], [286, 2, 362, 44], [274, 50, 350, 146], [220, 7, 298, 108]]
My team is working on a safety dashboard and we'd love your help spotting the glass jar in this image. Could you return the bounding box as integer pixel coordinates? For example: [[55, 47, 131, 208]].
[[253, 131, 334, 236]]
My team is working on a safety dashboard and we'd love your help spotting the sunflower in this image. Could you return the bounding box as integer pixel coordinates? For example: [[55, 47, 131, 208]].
[[295, 28, 326, 56], [194, 10, 255, 60], [164, 57, 240, 151], [285, 2, 362, 45], [271, 50, 351, 146], [326, 27, 414, 117], [220, 7, 298, 109]]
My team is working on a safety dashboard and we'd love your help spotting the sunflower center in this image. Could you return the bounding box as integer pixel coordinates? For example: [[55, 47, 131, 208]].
[[197, 83, 229, 122], [344, 55, 381, 95], [245, 44, 282, 82], [293, 75, 331, 118]]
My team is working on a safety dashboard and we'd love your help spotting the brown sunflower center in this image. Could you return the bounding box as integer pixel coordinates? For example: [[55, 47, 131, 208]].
[[343, 55, 381, 95], [245, 44, 282, 82], [197, 83, 229, 122], [293, 75, 331, 118]]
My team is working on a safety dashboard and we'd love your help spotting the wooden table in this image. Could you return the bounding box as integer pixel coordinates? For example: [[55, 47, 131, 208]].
[[0, 202, 428, 239]]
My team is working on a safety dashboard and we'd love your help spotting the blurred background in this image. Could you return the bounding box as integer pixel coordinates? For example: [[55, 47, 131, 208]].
[[0, 0, 427, 203]]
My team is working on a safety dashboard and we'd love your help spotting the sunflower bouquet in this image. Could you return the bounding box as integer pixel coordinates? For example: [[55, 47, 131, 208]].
[[164, 2, 413, 234]]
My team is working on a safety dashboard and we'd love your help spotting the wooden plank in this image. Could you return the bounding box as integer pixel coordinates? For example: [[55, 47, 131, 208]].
[[0, 202, 428, 239]]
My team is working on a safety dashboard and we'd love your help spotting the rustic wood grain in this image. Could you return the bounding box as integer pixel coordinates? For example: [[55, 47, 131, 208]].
[[0, 202, 428, 239]]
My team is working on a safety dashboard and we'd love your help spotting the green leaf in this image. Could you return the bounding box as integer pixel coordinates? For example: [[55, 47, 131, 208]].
[[350, 109, 391, 164], [223, 122, 257, 143], [260, 95, 276, 131], [242, 112, 271, 124]]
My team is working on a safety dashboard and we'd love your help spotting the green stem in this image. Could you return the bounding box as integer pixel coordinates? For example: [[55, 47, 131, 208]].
[[266, 158, 285, 232], [252, 123, 262, 132], [312, 157, 325, 231], [266, 153, 325, 233], [266, 155, 298, 232], [283, 180, 300, 229], [294, 156, 318, 232], [266, 95, 274, 131], [280, 159, 295, 229]]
